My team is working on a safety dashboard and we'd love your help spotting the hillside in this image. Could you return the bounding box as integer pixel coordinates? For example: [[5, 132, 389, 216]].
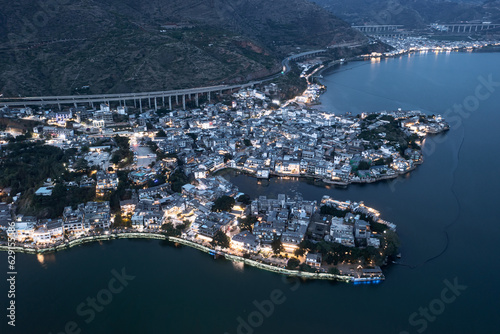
[[312, 0, 500, 27], [0, 0, 365, 96]]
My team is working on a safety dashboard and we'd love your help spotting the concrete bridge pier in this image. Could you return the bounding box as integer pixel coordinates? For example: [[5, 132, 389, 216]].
[[182, 95, 186, 110], [134, 99, 137, 108], [208, 91, 211, 102], [148, 98, 151, 109], [162, 95, 165, 107], [176, 95, 178, 105], [139, 99, 143, 113], [154, 98, 158, 111], [169, 96, 172, 110], [195, 93, 199, 107]]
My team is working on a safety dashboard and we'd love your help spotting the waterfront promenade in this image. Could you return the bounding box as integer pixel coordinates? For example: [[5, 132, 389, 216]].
[[0, 230, 362, 283]]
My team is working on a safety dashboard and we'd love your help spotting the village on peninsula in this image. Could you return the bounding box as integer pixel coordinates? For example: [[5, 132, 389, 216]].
[[0, 62, 449, 283]]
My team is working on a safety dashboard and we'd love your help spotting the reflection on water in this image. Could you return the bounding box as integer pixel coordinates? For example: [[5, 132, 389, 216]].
[[37, 253, 56, 268], [231, 261, 244, 272]]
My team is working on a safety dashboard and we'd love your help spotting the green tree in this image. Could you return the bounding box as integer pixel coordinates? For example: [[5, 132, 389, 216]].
[[286, 257, 300, 270], [358, 160, 371, 170], [237, 194, 251, 205], [298, 263, 315, 272], [211, 230, 230, 249], [239, 215, 257, 232], [111, 135, 133, 167], [114, 214, 123, 226], [74, 158, 89, 171], [109, 191, 121, 213], [271, 236, 284, 255], [169, 169, 189, 193], [370, 221, 389, 234], [161, 222, 181, 237], [316, 241, 333, 255], [176, 220, 191, 232], [147, 141, 159, 152], [155, 109, 170, 117], [212, 195, 235, 212], [328, 267, 340, 275], [325, 252, 338, 265], [294, 247, 306, 257], [382, 230, 400, 258], [319, 205, 348, 217]]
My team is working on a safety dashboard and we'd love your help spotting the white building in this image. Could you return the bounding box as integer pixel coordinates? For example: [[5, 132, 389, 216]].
[[231, 232, 260, 253], [8, 216, 37, 242], [330, 217, 355, 247]]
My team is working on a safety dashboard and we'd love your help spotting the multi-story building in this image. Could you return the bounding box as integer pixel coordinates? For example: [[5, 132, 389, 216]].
[[96, 171, 119, 196]]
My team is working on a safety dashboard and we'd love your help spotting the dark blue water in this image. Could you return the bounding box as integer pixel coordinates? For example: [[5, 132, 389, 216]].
[[320, 51, 495, 115], [2, 52, 500, 334]]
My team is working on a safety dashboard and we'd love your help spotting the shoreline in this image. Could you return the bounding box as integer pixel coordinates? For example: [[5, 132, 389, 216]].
[[217, 166, 400, 186], [216, 154, 425, 187], [317, 43, 500, 79], [0, 232, 367, 283]]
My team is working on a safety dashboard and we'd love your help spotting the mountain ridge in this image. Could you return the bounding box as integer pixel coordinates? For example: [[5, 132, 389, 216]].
[[311, 0, 500, 27], [0, 0, 365, 96]]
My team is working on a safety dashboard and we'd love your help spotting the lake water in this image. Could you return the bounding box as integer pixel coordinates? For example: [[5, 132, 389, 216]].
[[2, 51, 500, 334]]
